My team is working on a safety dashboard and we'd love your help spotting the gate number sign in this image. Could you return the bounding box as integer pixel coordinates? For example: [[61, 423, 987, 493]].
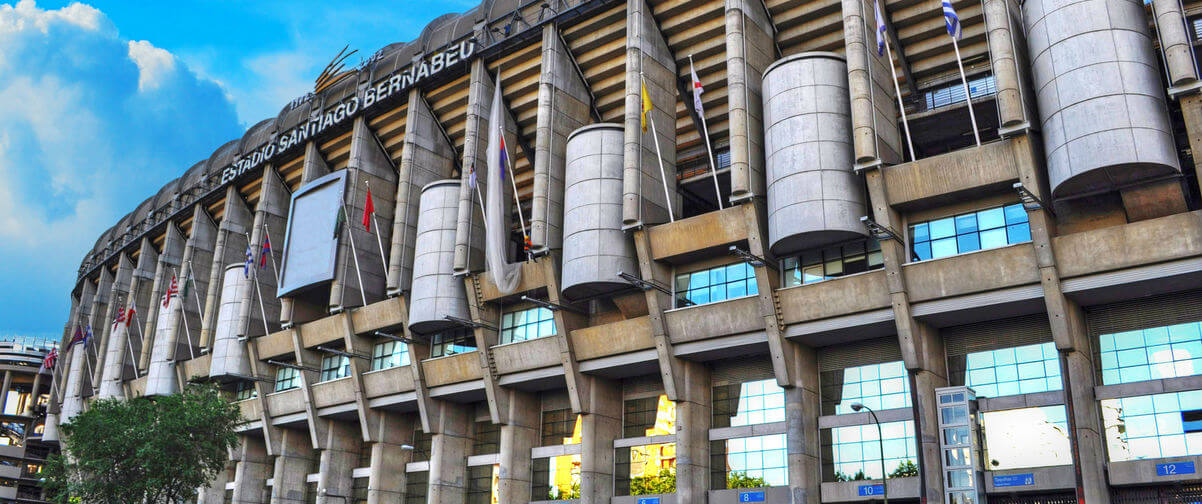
[[1157, 461, 1196, 476], [858, 484, 885, 496], [739, 491, 765, 502]]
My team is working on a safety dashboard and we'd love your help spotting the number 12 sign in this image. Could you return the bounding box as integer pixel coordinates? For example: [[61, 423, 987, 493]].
[[1156, 461, 1196, 476]]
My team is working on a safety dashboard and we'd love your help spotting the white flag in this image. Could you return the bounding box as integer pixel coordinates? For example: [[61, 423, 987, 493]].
[[689, 60, 704, 117], [486, 73, 522, 294]]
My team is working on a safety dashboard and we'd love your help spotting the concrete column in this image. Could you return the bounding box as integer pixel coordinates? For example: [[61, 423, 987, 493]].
[[330, 116, 397, 310], [497, 390, 539, 504], [140, 223, 185, 372], [199, 459, 235, 504], [367, 412, 416, 504], [233, 435, 272, 504], [982, 0, 1034, 133], [675, 362, 711, 504], [181, 207, 218, 355], [428, 402, 473, 504], [386, 88, 456, 295], [60, 279, 97, 422], [316, 421, 360, 504], [201, 187, 254, 349], [1180, 94, 1202, 202], [725, 0, 775, 202], [238, 169, 287, 337], [841, 0, 903, 167], [1153, 0, 1200, 90], [26, 371, 42, 416], [281, 142, 331, 326], [0, 371, 12, 414], [1009, 135, 1111, 504], [622, 0, 678, 228], [786, 345, 822, 503], [532, 23, 591, 253], [580, 379, 621, 504], [94, 254, 134, 394], [270, 428, 316, 504], [454, 57, 493, 276]]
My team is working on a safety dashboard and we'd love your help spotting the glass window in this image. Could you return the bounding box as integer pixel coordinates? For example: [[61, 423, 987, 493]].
[[674, 262, 758, 308], [924, 74, 997, 109], [712, 378, 786, 428], [949, 342, 1061, 398], [615, 443, 677, 496], [234, 381, 257, 401], [981, 406, 1071, 470], [541, 408, 582, 446], [370, 340, 410, 370], [783, 239, 883, 286], [821, 420, 918, 482], [404, 471, 427, 504], [467, 465, 498, 504], [1098, 321, 1202, 385], [532, 455, 581, 500], [910, 203, 1030, 262], [500, 307, 557, 344], [820, 361, 911, 415], [710, 434, 788, 490], [0, 423, 23, 447], [624, 395, 676, 438], [1103, 390, 1202, 461], [274, 366, 299, 392], [430, 327, 476, 358], [319, 354, 351, 382]]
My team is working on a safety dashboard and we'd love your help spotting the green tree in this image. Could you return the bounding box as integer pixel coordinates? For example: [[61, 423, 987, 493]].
[[834, 470, 869, 482], [630, 468, 677, 495], [726, 471, 768, 489], [889, 460, 919, 478], [42, 384, 241, 504]]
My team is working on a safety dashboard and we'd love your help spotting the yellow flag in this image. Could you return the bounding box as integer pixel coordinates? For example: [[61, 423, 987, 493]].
[[641, 80, 652, 132]]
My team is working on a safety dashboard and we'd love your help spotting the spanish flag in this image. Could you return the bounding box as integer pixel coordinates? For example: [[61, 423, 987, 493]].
[[641, 79, 652, 133]]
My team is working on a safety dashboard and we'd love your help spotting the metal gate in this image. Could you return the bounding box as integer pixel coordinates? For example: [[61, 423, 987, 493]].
[[988, 492, 1076, 504], [1111, 484, 1202, 504]]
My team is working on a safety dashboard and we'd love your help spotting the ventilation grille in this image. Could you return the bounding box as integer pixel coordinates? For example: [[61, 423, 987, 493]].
[[819, 337, 903, 372], [622, 374, 665, 399], [711, 356, 775, 385], [944, 313, 1053, 357], [1087, 289, 1202, 337]]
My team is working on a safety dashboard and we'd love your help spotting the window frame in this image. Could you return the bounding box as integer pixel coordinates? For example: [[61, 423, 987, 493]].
[[499, 306, 557, 345], [370, 340, 410, 371], [909, 203, 1030, 262], [673, 261, 759, 309]]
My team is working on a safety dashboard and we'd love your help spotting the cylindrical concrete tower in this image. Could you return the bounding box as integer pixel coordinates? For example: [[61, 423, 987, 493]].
[[1024, 0, 1179, 197], [561, 124, 638, 300], [408, 180, 471, 335], [41, 413, 60, 443], [762, 52, 867, 256], [208, 264, 252, 379], [145, 300, 179, 396]]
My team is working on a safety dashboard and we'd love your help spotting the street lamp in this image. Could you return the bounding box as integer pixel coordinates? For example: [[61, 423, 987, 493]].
[[317, 487, 347, 503], [850, 402, 887, 504]]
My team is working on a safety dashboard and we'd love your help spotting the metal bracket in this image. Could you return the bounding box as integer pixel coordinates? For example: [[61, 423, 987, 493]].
[[617, 271, 671, 296], [374, 331, 420, 345], [860, 216, 903, 243], [729, 245, 776, 270], [266, 360, 321, 373], [520, 295, 587, 315], [444, 315, 497, 332], [1013, 182, 1054, 216], [315, 345, 371, 360]]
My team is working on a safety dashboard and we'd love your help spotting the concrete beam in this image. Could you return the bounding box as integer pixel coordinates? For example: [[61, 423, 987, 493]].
[[463, 274, 508, 424], [291, 327, 331, 450], [453, 58, 491, 276], [631, 229, 687, 402], [339, 314, 380, 443], [623, 0, 679, 228], [270, 427, 316, 504], [842, 0, 904, 167], [539, 255, 591, 414]]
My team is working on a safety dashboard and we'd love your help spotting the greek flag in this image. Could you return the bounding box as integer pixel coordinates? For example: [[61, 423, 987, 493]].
[[943, 0, 962, 40], [874, 0, 887, 56]]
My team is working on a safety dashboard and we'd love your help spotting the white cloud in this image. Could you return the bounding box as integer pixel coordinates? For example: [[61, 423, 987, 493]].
[[0, 1, 241, 335]]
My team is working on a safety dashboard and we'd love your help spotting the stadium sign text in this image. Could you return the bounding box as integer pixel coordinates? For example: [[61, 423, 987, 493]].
[[220, 39, 478, 185]]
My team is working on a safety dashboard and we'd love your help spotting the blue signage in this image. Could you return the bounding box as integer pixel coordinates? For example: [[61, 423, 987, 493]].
[[993, 473, 1035, 487], [637, 498, 660, 504], [858, 484, 885, 496], [739, 491, 765, 502], [1157, 461, 1196, 476]]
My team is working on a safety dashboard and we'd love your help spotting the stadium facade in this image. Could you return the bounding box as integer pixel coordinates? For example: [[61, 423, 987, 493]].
[[0, 340, 60, 503], [45, 0, 1202, 502]]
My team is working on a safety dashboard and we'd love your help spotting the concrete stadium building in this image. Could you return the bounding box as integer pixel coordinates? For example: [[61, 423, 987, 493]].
[[0, 339, 61, 503], [44, 0, 1202, 502]]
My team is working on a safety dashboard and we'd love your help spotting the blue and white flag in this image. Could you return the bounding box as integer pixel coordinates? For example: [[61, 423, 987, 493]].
[[244, 244, 253, 278], [874, 0, 887, 56], [943, 0, 962, 40]]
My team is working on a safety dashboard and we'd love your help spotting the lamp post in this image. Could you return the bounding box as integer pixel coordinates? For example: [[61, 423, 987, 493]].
[[850, 402, 887, 504], [317, 487, 347, 504]]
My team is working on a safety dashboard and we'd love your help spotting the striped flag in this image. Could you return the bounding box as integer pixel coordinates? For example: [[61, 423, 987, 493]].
[[874, 0, 887, 56], [260, 235, 271, 269], [163, 275, 178, 308], [244, 244, 253, 278], [689, 59, 704, 117], [498, 128, 509, 180], [41, 348, 57, 372], [942, 0, 961, 40]]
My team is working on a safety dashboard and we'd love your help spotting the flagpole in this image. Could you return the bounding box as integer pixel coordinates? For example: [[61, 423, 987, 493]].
[[244, 233, 274, 338], [950, 38, 981, 146], [641, 73, 676, 222], [186, 260, 206, 322], [263, 224, 282, 286], [689, 55, 723, 210], [882, 37, 916, 162], [338, 200, 369, 306], [172, 266, 197, 360], [499, 126, 532, 261], [126, 310, 143, 377], [364, 180, 389, 275]]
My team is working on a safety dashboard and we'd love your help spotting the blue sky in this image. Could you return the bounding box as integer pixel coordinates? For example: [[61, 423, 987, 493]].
[[0, 0, 468, 343]]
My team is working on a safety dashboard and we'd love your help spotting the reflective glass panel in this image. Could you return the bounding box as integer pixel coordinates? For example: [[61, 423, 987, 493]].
[[782, 239, 883, 287], [370, 340, 410, 370], [1098, 321, 1202, 385], [821, 360, 911, 415], [319, 354, 351, 382], [274, 366, 299, 392], [822, 420, 918, 481], [1103, 390, 1202, 461], [615, 443, 677, 496], [500, 307, 557, 344], [712, 378, 787, 428], [675, 262, 758, 308], [710, 434, 788, 489], [981, 406, 1072, 469], [910, 204, 1030, 262]]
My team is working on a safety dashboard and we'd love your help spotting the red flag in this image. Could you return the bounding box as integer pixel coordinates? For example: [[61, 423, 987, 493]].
[[113, 308, 125, 329], [164, 275, 178, 308], [41, 349, 57, 371], [125, 308, 135, 327], [362, 188, 375, 231]]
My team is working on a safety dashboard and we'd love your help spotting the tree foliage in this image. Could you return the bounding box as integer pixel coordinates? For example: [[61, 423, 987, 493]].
[[889, 460, 919, 478], [630, 468, 676, 495], [726, 471, 768, 489], [42, 384, 240, 504]]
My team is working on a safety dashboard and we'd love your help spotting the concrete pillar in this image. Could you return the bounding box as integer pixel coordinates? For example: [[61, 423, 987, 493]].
[[497, 390, 539, 504], [367, 413, 416, 504], [26, 371, 42, 416], [841, 0, 903, 167], [270, 428, 316, 504], [452, 58, 492, 275], [233, 435, 272, 504], [1009, 135, 1111, 504], [531, 23, 591, 253], [199, 459, 235, 504], [1153, 0, 1200, 90], [329, 116, 396, 310], [428, 402, 473, 504], [622, 0, 678, 228], [386, 88, 456, 295], [316, 421, 360, 504], [201, 187, 253, 349], [180, 207, 218, 356], [140, 223, 185, 372], [786, 345, 821, 503], [0, 371, 12, 414], [280, 142, 331, 326], [675, 362, 711, 504], [238, 169, 287, 337], [94, 254, 134, 395], [580, 379, 621, 504], [1181, 94, 1202, 202], [982, 0, 1034, 134], [725, 0, 775, 202]]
